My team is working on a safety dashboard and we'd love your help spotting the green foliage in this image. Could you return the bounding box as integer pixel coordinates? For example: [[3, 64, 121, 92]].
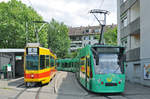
[[95, 26, 117, 45], [48, 19, 70, 58], [0, 0, 71, 58], [65, 49, 81, 58], [104, 27, 117, 45], [0, 0, 47, 48]]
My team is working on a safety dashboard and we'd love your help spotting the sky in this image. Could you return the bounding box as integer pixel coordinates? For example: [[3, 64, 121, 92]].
[[0, 0, 117, 27]]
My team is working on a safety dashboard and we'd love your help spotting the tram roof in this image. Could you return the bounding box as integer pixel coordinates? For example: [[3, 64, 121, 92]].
[[0, 49, 25, 53]]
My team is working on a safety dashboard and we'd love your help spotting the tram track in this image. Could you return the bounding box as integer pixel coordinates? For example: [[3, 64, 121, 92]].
[[14, 84, 43, 99], [35, 87, 42, 99], [14, 87, 27, 99], [33, 72, 59, 99], [13, 78, 50, 99]]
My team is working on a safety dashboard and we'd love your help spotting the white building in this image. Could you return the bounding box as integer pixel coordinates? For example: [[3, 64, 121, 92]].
[[117, 0, 150, 86]]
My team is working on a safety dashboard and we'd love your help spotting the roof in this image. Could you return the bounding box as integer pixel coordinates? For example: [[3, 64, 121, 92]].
[[68, 25, 116, 36], [0, 49, 25, 53]]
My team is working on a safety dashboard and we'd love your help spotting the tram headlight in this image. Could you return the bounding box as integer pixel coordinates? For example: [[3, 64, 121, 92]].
[[31, 74, 34, 78]]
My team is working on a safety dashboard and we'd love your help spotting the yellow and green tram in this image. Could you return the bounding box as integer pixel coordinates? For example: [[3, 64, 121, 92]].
[[75, 44, 125, 93], [24, 45, 57, 87]]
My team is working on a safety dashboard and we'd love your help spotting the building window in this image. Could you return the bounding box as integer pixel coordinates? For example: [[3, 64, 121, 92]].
[[76, 37, 79, 41], [85, 29, 89, 33], [121, 38, 127, 52], [90, 36, 93, 40], [84, 36, 89, 40], [79, 37, 82, 41], [94, 29, 99, 33], [121, 11, 129, 28], [124, 18, 128, 27], [121, 17, 128, 28], [134, 64, 141, 80]]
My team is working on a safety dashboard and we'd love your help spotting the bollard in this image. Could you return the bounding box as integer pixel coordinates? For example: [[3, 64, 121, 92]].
[[1, 73, 4, 79]]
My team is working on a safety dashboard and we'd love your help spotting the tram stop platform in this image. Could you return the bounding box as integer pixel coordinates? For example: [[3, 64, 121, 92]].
[[0, 77, 24, 89]]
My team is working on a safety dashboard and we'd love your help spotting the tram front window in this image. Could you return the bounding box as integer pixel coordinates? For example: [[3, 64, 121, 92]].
[[94, 54, 122, 74], [26, 55, 39, 70]]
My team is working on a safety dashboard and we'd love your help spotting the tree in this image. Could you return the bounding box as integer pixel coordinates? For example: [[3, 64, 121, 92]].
[[0, 0, 48, 48], [48, 19, 70, 58], [103, 27, 117, 45]]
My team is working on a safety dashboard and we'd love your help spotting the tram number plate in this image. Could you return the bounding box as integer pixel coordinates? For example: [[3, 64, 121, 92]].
[[105, 83, 117, 86]]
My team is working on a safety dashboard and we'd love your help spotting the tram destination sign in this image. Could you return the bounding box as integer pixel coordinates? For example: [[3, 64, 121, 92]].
[[27, 48, 39, 55], [97, 47, 120, 53]]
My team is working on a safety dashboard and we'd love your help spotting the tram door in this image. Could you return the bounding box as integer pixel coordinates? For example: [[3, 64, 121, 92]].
[[85, 57, 88, 88], [85, 56, 90, 89], [85, 56, 90, 88]]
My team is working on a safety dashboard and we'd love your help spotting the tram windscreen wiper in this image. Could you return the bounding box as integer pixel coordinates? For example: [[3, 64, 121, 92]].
[[113, 66, 120, 73]]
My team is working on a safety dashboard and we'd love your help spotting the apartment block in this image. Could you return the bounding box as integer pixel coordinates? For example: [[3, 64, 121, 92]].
[[117, 0, 150, 86], [69, 25, 116, 52], [69, 26, 99, 52]]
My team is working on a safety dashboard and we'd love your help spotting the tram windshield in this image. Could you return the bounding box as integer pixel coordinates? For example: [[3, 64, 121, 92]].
[[94, 53, 122, 74], [26, 55, 39, 70]]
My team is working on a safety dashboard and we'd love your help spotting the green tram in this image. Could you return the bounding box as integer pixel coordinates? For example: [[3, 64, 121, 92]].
[[56, 58, 79, 73], [75, 44, 125, 93]]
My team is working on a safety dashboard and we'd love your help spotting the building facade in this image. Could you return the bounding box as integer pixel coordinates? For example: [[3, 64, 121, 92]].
[[69, 26, 100, 52], [117, 0, 150, 86], [69, 25, 115, 52]]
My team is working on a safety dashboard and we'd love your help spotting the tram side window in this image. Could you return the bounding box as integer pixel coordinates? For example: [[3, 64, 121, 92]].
[[80, 60, 85, 66], [40, 55, 45, 69], [50, 56, 54, 67], [46, 55, 50, 68]]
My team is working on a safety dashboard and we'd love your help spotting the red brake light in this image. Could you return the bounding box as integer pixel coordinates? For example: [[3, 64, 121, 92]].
[[119, 81, 121, 84]]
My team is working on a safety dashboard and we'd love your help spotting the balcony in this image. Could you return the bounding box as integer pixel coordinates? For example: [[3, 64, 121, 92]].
[[71, 41, 82, 44], [126, 47, 140, 62], [120, 17, 140, 38], [70, 47, 83, 51], [120, 0, 137, 15]]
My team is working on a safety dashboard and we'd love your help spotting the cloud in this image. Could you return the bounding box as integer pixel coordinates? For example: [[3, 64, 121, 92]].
[[0, 0, 117, 26]]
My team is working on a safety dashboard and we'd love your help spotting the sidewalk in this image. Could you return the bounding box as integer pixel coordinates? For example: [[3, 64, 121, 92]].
[[0, 77, 24, 89], [124, 81, 150, 95]]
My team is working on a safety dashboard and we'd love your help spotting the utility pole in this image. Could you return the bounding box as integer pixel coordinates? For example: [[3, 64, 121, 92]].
[[89, 9, 109, 44], [32, 21, 49, 44], [25, 21, 49, 46], [25, 22, 28, 44]]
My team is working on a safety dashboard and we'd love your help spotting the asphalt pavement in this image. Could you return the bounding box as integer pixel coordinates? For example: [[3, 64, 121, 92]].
[[0, 71, 150, 99]]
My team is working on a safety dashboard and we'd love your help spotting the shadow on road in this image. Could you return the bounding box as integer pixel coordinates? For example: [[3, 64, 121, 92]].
[[56, 72, 87, 99], [8, 77, 24, 87]]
